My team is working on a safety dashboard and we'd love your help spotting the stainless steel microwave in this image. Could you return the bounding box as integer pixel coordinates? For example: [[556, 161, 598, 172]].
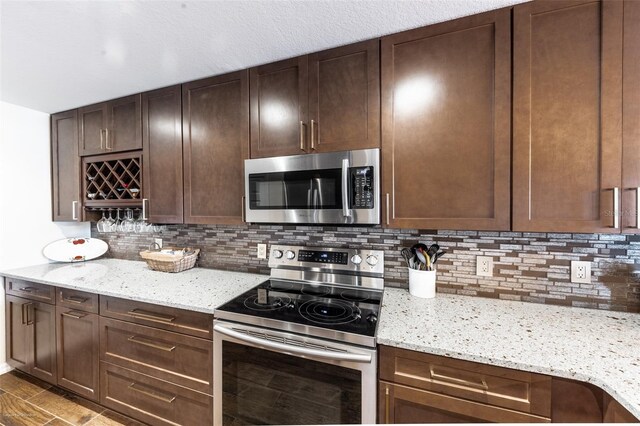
[[244, 148, 380, 225]]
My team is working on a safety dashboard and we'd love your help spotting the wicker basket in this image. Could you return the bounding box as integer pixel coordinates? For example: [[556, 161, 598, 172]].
[[139, 248, 200, 273]]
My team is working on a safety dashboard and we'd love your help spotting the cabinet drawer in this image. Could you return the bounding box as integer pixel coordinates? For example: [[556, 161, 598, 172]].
[[100, 362, 212, 426], [100, 296, 213, 340], [100, 317, 212, 394], [379, 381, 550, 423], [57, 288, 99, 313], [5, 279, 55, 303], [379, 345, 551, 417]]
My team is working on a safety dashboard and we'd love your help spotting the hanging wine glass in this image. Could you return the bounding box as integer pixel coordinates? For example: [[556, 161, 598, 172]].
[[96, 209, 108, 233]]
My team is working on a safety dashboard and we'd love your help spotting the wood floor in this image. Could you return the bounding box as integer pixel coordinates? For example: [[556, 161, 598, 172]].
[[0, 370, 144, 426]]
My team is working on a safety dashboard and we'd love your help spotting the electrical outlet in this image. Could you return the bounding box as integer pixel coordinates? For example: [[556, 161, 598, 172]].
[[571, 261, 591, 283], [476, 256, 493, 277], [257, 244, 267, 259], [154, 238, 163, 249]]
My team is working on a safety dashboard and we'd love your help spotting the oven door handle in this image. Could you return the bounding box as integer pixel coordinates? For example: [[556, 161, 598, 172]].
[[214, 324, 372, 363], [341, 158, 351, 217]]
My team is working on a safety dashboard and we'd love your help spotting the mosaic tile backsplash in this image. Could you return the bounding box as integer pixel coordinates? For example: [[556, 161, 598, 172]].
[[92, 224, 640, 313]]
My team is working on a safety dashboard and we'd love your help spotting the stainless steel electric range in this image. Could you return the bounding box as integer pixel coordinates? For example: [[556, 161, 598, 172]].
[[213, 245, 384, 425]]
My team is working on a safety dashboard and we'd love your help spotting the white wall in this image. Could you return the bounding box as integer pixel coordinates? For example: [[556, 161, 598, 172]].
[[0, 101, 89, 370]]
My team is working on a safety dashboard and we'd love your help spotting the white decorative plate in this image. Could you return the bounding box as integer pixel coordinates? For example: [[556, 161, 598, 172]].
[[42, 237, 108, 263]]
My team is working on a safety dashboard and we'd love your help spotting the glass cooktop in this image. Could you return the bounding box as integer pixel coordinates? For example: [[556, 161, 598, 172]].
[[215, 279, 381, 338]]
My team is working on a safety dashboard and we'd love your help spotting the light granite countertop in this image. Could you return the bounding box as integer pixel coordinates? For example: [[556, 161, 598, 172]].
[[377, 287, 640, 419], [0, 259, 267, 314]]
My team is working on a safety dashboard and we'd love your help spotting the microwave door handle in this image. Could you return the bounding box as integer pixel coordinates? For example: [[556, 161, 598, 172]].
[[342, 159, 351, 217]]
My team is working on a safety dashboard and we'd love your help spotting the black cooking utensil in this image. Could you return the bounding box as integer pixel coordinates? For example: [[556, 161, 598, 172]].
[[426, 244, 440, 259], [400, 248, 413, 268], [432, 250, 446, 264]]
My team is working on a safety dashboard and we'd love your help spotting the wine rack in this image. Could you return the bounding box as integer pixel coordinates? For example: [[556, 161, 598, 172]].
[[83, 152, 142, 207]]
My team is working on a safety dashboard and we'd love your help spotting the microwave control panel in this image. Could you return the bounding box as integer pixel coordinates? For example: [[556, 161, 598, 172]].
[[350, 166, 374, 209]]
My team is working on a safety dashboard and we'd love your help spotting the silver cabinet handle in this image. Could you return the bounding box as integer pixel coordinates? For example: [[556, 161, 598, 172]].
[[72, 201, 78, 221], [128, 335, 176, 352], [105, 129, 112, 151], [341, 158, 351, 217], [214, 323, 372, 363], [613, 187, 620, 229], [310, 119, 317, 150], [386, 193, 390, 225], [100, 129, 105, 150], [128, 382, 176, 403], [142, 198, 148, 220], [299, 121, 306, 151], [635, 188, 640, 229], [385, 385, 391, 424], [61, 311, 87, 319]]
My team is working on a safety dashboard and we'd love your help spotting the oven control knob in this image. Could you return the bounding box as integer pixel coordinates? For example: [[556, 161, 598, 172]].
[[273, 250, 283, 259], [366, 313, 378, 325], [350, 254, 362, 265], [366, 255, 379, 266], [285, 250, 296, 260]]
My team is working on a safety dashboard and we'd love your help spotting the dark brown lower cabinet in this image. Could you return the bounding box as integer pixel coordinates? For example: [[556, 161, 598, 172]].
[[100, 362, 213, 426], [379, 345, 638, 424], [379, 381, 550, 423], [56, 306, 100, 401], [5, 295, 57, 385], [604, 394, 639, 423]]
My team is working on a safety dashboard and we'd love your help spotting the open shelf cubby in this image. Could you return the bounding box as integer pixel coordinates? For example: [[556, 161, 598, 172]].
[[83, 151, 143, 207]]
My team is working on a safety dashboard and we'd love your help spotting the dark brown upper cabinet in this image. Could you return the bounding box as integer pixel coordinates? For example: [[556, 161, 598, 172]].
[[51, 110, 81, 222], [250, 40, 380, 158], [142, 85, 184, 224], [79, 94, 142, 156], [308, 40, 380, 153], [512, 0, 623, 233], [381, 9, 511, 230], [250, 57, 308, 158], [183, 71, 249, 224], [622, 0, 640, 232]]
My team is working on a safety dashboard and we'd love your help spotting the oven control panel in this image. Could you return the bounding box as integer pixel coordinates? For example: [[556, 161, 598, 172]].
[[268, 245, 384, 275]]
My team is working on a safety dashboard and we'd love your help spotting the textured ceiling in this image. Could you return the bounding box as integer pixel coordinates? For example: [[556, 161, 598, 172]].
[[0, 0, 525, 113]]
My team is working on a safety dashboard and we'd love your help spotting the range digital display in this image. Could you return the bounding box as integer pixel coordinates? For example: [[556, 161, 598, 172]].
[[298, 250, 348, 265]]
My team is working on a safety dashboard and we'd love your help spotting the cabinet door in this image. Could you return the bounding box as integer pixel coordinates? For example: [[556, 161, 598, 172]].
[[603, 394, 639, 423], [379, 381, 549, 423], [250, 56, 308, 158], [142, 85, 184, 224], [30, 301, 57, 385], [622, 0, 640, 232], [308, 40, 380, 152], [107, 94, 142, 153], [381, 9, 511, 230], [183, 71, 249, 224], [56, 307, 100, 401], [5, 295, 30, 372], [513, 0, 623, 232], [78, 102, 108, 156], [51, 110, 81, 222], [550, 377, 604, 422]]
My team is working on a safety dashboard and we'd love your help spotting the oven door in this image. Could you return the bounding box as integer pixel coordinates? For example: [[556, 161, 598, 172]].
[[244, 148, 380, 225], [213, 320, 377, 425]]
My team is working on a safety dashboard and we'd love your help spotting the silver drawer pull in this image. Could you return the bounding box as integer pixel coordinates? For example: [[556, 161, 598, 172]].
[[128, 382, 176, 403], [62, 311, 87, 319], [128, 335, 176, 352], [62, 295, 88, 304], [430, 367, 489, 391], [19, 287, 38, 293], [127, 309, 176, 323]]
